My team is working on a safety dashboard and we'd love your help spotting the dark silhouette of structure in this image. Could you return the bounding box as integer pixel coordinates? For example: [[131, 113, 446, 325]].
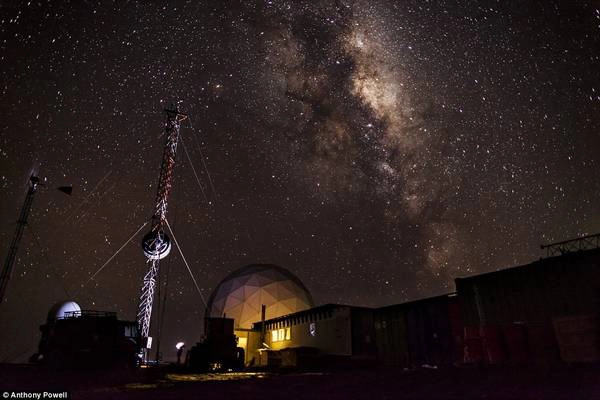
[[35, 309, 140, 369], [0, 174, 71, 307], [541, 233, 600, 257], [0, 176, 40, 306], [187, 317, 244, 371]]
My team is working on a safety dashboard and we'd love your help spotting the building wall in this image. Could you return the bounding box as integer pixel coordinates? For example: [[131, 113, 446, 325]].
[[235, 250, 600, 368], [373, 294, 462, 367], [455, 249, 600, 365], [235, 329, 263, 367], [350, 308, 376, 359], [265, 306, 352, 356], [456, 249, 600, 327], [234, 328, 263, 366], [374, 305, 409, 366]]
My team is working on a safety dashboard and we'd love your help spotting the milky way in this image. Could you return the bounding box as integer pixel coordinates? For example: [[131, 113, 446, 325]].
[[1, 1, 599, 361]]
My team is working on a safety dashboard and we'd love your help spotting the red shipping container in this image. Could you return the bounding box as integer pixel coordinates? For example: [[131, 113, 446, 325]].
[[448, 299, 464, 365], [480, 325, 507, 365], [527, 323, 560, 366], [463, 326, 483, 364], [553, 314, 600, 363], [503, 323, 529, 364]]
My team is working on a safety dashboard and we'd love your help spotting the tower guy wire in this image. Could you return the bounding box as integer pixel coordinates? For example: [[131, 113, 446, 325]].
[[77, 221, 148, 291], [180, 134, 209, 203], [186, 117, 218, 200], [165, 217, 207, 308]]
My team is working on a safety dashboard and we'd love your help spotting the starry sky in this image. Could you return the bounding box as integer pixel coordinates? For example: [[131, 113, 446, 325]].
[[1, 0, 599, 362]]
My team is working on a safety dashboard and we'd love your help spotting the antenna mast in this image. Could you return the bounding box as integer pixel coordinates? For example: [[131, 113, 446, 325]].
[[0, 176, 41, 306], [137, 107, 187, 360]]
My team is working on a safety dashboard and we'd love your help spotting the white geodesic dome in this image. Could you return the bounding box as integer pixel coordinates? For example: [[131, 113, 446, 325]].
[[206, 264, 314, 329]]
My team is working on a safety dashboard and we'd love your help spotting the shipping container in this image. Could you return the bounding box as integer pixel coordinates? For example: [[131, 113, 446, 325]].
[[553, 314, 600, 363], [455, 248, 600, 365], [373, 305, 409, 366], [527, 322, 560, 366], [350, 307, 376, 359], [463, 326, 483, 364], [455, 249, 600, 327], [374, 294, 461, 368]]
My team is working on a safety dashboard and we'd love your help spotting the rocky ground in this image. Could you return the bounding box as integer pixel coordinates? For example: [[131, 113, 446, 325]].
[[1, 363, 599, 399]]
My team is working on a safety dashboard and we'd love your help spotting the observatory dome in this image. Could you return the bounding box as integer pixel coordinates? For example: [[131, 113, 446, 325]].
[[47, 301, 81, 321], [206, 264, 314, 329]]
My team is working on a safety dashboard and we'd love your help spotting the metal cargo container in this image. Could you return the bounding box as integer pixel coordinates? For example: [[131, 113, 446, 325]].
[[374, 294, 461, 368], [350, 307, 376, 360], [553, 314, 600, 363], [373, 305, 409, 366], [455, 249, 600, 327], [455, 248, 600, 365]]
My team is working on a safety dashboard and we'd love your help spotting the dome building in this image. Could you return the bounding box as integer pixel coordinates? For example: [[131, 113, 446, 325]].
[[47, 301, 81, 321], [206, 264, 314, 330]]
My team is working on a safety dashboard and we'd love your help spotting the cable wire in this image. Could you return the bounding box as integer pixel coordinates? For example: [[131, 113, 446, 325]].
[[187, 117, 218, 200], [180, 134, 209, 203], [164, 218, 207, 308], [62, 170, 113, 226], [78, 221, 148, 291]]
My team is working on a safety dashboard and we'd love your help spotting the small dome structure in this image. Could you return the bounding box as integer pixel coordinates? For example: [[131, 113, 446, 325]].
[[206, 264, 314, 329], [47, 301, 81, 321]]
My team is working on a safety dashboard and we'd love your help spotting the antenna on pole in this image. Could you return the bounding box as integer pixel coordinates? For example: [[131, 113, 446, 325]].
[[136, 106, 187, 362], [0, 176, 41, 306], [0, 173, 72, 308]]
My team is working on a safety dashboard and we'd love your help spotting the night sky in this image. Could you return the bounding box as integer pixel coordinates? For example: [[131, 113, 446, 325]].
[[1, 0, 599, 362]]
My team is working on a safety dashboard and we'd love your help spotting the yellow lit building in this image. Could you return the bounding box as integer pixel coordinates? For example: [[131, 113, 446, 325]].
[[249, 304, 376, 367], [205, 264, 315, 365]]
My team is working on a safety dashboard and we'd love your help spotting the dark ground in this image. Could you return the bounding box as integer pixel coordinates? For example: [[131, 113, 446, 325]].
[[1, 363, 599, 400]]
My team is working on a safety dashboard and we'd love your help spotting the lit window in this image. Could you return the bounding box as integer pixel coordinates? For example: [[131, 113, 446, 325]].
[[271, 327, 291, 342]]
